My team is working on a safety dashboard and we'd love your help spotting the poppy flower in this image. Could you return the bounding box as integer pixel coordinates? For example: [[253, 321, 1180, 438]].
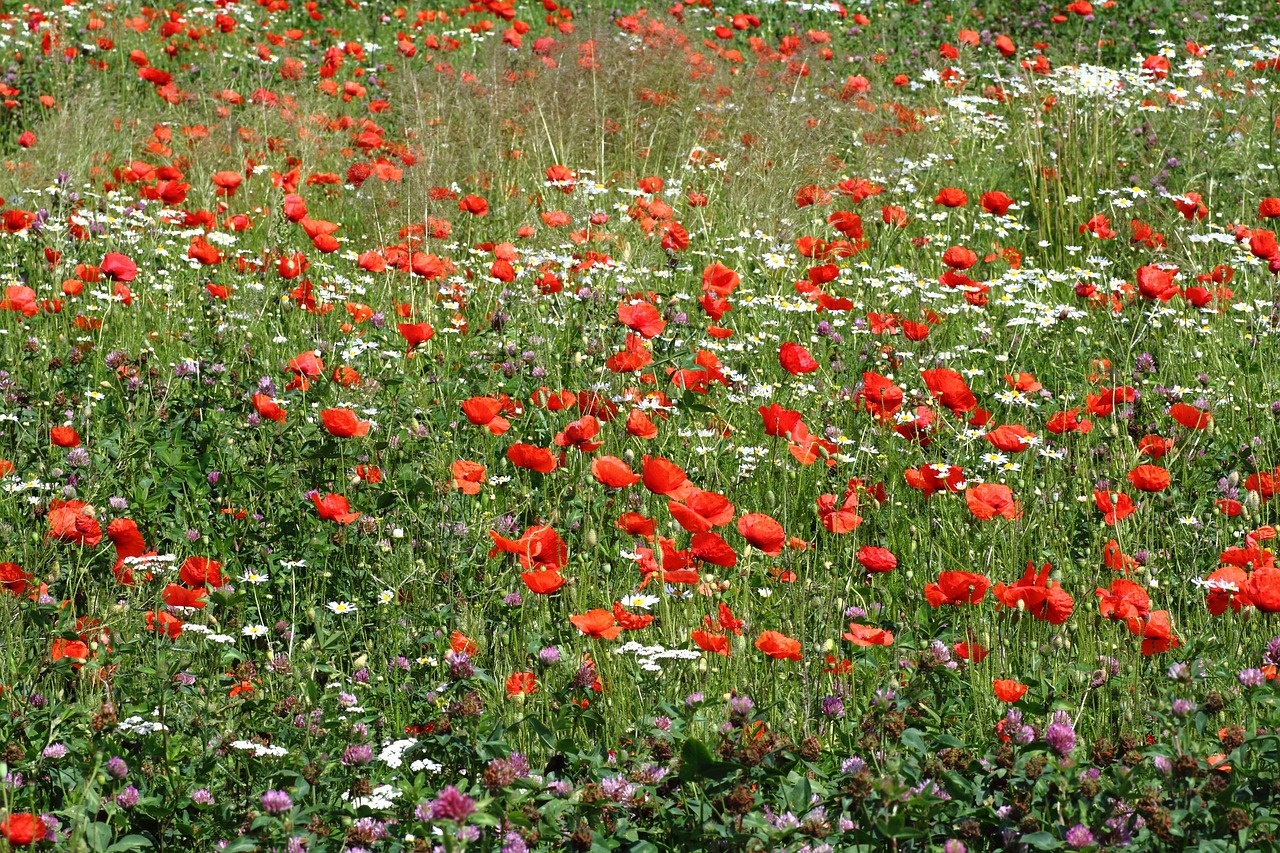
[[702, 262, 740, 295], [554, 416, 603, 452], [1094, 490, 1135, 525], [617, 301, 666, 339], [779, 342, 819, 375], [101, 251, 137, 282], [1169, 402, 1212, 430], [856, 545, 897, 574], [966, 483, 1022, 521], [612, 602, 653, 631], [489, 526, 567, 572], [759, 403, 803, 437], [1127, 464, 1171, 493], [980, 191, 1014, 216], [941, 245, 978, 270], [641, 455, 694, 498], [1046, 408, 1092, 435], [179, 556, 223, 588], [842, 623, 893, 646], [507, 443, 558, 474], [692, 629, 731, 656], [312, 493, 361, 524], [921, 369, 977, 414], [1128, 609, 1180, 655], [985, 424, 1034, 453], [925, 571, 990, 606], [1136, 434, 1174, 459], [860, 373, 904, 420], [320, 407, 370, 438], [0, 563, 30, 596], [570, 609, 623, 640], [817, 481, 863, 534], [51, 426, 81, 448], [506, 672, 537, 698], [146, 610, 185, 639], [1096, 578, 1149, 622], [1203, 566, 1250, 615], [47, 499, 103, 546], [691, 531, 738, 567], [754, 630, 802, 660], [0, 813, 46, 846], [252, 394, 286, 423], [668, 490, 735, 533], [737, 513, 785, 556], [521, 570, 566, 595], [954, 641, 989, 662], [1135, 265, 1180, 301], [934, 187, 968, 207], [993, 561, 1073, 624], [164, 583, 208, 609], [904, 463, 967, 497], [1247, 567, 1280, 613], [398, 322, 434, 353], [993, 679, 1027, 702]]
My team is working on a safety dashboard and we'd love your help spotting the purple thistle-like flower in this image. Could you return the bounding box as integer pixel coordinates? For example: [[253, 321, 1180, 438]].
[[821, 696, 845, 718], [421, 785, 476, 823], [342, 744, 374, 766], [116, 786, 140, 809], [1044, 720, 1076, 757], [538, 646, 561, 665], [106, 756, 129, 779], [1065, 824, 1095, 849], [262, 790, 293, 815], [192, 789, 215, 805], [1172, 699, 1197, 717], [1240, 668, 1267, 687]]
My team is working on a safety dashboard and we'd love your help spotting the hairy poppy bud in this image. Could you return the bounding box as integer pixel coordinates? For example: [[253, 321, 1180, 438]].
[[765, 489, 777, 509], [583, 529, 598, 549]]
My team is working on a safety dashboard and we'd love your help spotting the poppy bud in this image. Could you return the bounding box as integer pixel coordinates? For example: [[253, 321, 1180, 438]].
[[1241, 605, 1257, 623], [821, 638, 835, 653], [1016, 599, 1026, 612], [1109, 423, 1119, 438], [696, 658, 708, 674], [765, 489, 778, 509], [1245, 490, 1261, 516], [1229, 471, 1240, 487], [584, 529, 598, 549]]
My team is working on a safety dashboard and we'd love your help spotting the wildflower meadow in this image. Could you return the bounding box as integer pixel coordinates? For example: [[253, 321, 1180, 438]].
[[3, 0, 1280, 849]]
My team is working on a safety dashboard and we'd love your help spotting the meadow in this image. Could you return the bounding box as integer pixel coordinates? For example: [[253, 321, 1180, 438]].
[[2, 0, 1280, 849]]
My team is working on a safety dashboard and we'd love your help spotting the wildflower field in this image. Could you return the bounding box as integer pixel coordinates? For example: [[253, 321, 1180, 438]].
[[5, 0, 1280, 848]]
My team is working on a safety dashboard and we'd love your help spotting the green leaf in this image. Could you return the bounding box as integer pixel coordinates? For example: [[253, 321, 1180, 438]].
[[1020, 832, 1062, 850], [86, 823, 112, 853], [106, 835, 155, 852]]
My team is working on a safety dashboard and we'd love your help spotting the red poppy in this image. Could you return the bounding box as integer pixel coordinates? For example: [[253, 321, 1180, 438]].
[[146, 610, 185, 639], [641, 455, 694, 498], [779, 342, 819, 375], [816, 480, 863, 534], [692, 629, 731, 656], [617, 301, 667, 339], [571, 609, 623, 640], [489, 526, 567, 572], [1247, 567, 1280, 613], [47, 499, 102, 546], [860, 373, 904, 420], [985, 424, 1034, 453], [954, 641, 989, 662], [981, 191, 1014, 216], [754, 630, 802, 660], [993, 679, 1027, 702], [904, 463, 967, 497], [507, 443, 558, 474], [759, 403, 803, 436], [554, 416, 603, 452], [101, 252, 137, 282], [1137, 435, 1174, 459], [966, 483, 1022, 521], [1094, 490, 1135, 525], [312, 493, 361, 524], [51, 426, 81, 448], [1204, 566, 1250, 615], [0, 813, 46, 846], [179, 556, 224, 588], [51, 638, 90, 666], [737, 513, 785, 556], [1127, 464, 1171, 493], [691, 531, 738, 567], [1169, 402, 1212, 430], [921, 369, 977, 414], [320, 407, 370, 438], [934, 187, 968, 207], [1096, 579, 1149, 622], [521, 570, 566, 595], [252, 393, 286, 423], [164, 583, 208, 609], [668, 490, 735, 533], [506, 672, 538, 697], [591, 456, 640, 489], [0, 563, 30, 596], [856, 545, 897, 574], [398, 322, 435, 353], [842, 623, 893, 646], [1045, 408, 1092, 435], [1128, 609, 1180, 655], [1135, 265, 1180, 301], [992, 561, 1073, 624], [925, 571, 990, 606], [941, 245, 978, 270]]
